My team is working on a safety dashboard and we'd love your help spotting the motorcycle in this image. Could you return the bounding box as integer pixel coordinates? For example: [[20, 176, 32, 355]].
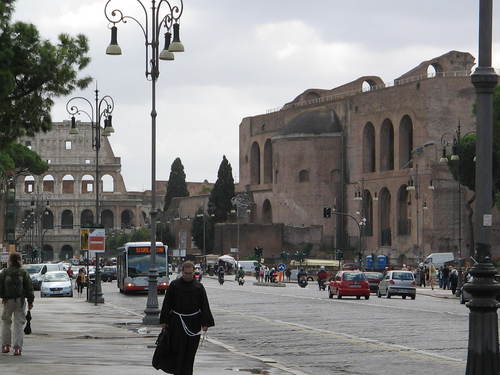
[[194, 272, 202, 282], [218, 273, 225, 285], [237, 277, 245, 286], [298, 276, 308, 288], [318, 278, 326, 291]]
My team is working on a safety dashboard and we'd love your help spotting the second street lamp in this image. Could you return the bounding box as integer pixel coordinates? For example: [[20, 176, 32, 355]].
[[104, 0, 185, 325], [66, 85, 115, 305]]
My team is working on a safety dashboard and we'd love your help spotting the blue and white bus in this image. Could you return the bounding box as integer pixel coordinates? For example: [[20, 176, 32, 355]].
[[117, 242, 169, 294]]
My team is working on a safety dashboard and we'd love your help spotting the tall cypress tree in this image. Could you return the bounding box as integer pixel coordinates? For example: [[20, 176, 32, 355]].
[[164, 157, 189, 211], [208, 155, 235, 223]]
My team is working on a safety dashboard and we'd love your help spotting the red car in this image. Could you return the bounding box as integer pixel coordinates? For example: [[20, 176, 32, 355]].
[[363, 271, 384, 293], [328, 271, 370, 300]]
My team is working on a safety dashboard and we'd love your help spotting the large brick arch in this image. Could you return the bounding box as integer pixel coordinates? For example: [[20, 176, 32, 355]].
[[399, 115, 413, 169], [379, 119, 394, 171], [363, 122, 376, 173], [250, 142, 261, 185]]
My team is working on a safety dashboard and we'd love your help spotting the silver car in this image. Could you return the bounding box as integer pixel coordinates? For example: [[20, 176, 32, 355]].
[[377, 270, 416, 300], [40, 271, 73, 298]]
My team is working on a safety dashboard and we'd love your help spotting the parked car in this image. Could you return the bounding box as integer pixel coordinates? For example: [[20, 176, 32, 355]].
[[40, 271, 73, 297], [23, 263, 64, 290], [363, 272, 384, 293], [377, 270, 416, 299], [460, 274, 500, 304], [328, 271, 370, 300], [101, 266, 117, 282]]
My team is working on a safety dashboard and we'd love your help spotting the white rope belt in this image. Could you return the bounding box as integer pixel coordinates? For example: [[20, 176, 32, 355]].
[[172, 310, 202, 337]]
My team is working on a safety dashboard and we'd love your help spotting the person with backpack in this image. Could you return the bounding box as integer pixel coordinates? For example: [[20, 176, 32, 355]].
[[0, 252, 34, 356]]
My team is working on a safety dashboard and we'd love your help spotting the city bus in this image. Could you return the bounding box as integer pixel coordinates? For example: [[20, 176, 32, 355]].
[[116, 242, 169, 294]]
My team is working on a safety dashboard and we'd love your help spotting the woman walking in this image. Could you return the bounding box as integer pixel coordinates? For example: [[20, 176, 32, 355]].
[[76, 268, 86, 298]]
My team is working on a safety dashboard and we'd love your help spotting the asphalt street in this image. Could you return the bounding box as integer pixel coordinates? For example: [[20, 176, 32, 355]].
[[101, 276, 490, 375]]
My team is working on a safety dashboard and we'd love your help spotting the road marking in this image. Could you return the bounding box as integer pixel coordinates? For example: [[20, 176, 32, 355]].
[[205, 284, 469, 318], [212, 307, 465, 367]]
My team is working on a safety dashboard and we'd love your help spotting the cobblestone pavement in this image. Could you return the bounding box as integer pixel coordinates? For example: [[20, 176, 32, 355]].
[[102, 276, 494, 375]]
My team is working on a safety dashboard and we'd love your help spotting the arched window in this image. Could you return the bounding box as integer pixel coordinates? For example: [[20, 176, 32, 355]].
[[363, 122, 376, 172], [263, 139, 273, 184], [397, 185, 410, 235], [42, 245, 54, 262], [101, 174, 114, 192], [298, 169, 310, 183], [399, 115, 413, 169], [379, 188, 392, 246], [81, 209, 94, 227], [426, 63, 443, 78], [362, 190, 373, 236], [101, 209, 114, 230], [121, 210, 135, 229], [379, 119, 394, 171], [61, 209, 74, 229], [42, 175, 54, 193], [81, 174, 94, 193], [262, 199, 272, 224], [60, 245, 73, 261], [250, 142, 261, 185], [24, 175, 35, 194], [42, 209, 54, 230], [62, 175, 75, 194]]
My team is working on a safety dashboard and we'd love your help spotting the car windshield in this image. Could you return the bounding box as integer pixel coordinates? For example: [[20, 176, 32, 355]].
[[392, 272, 414, 280], [46, 264, 60, 272], [128, 253, 167, 277], [44, 273, 69, 282], [364, 272, 383, 280], [343, 272, 366, 281], [22, 265, 42, 274]]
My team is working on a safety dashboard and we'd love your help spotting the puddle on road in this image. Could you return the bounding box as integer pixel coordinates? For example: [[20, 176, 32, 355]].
[[225, 369, 270, 374]]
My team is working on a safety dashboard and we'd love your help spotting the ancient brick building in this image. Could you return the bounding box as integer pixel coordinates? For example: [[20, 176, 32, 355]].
[[237, 50, 500, 263]]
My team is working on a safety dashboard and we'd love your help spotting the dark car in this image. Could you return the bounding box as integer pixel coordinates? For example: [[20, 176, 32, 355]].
[[101, 266, 117, 282], [460, 274, 500, 304], [363, 272, 384, 293]]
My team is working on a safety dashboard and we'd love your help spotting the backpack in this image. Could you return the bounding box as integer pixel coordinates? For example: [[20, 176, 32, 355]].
[[4, 268, 25, 299]]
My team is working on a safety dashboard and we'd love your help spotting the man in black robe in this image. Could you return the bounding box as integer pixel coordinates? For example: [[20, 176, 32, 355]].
[[158, 261, 214, 375]]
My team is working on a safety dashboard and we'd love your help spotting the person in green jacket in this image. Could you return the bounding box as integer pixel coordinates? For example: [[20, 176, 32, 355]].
[[0, 252, 34, 356]]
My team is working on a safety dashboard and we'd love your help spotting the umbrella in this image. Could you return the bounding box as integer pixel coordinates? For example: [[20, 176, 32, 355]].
[[24, 311, 32, 335], [218, 255, 236, 265]]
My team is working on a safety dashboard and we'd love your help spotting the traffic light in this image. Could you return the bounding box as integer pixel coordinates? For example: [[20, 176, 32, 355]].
[[336, 249, 344, 260], [323, 207, 332, 218]]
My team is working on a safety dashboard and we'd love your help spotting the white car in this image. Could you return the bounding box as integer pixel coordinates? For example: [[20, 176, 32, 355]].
[[40, 271, 73, 298]]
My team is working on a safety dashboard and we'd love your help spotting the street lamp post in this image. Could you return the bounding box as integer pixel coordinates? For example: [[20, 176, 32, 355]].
[[104, 0, 185, 325], [331, 207, 366, 268], [66, 85, 115, 305], [465, 1, 500, 374]]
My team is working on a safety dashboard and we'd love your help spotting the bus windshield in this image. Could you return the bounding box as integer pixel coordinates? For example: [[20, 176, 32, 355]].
[[128, 253, 167, 277]]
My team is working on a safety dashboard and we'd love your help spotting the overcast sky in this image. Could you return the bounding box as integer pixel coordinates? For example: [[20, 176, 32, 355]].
[[12, 1, 500, 191]]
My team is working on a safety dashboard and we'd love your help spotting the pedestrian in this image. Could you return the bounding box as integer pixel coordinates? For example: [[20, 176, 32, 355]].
[[419, 267, 426, 288], [0, 252, 34, 356], [285, 267, 291, 282], [438, 266, 444, 289], [259, 267, 264, 283], [76, 268, 86, 298], [158, 261, 214, 375], [264, 267, 270, 283], [66, 266, 74, 279], [254, 264, 260, 281], [449, 267, 459, 295], [429, 264, 437, 291], [441, 265, 450, 290]]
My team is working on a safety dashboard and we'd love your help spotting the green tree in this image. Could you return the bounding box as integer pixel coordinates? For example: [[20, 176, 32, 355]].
[[163, 157, 189, 211], [156, 221, 175, 248], [0, 0, 91, 148], [208, 155, 235, 223]]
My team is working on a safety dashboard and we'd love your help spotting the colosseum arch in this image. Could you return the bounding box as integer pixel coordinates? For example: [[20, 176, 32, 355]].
[[62, 174, 75, 194], [42, 244, 54, 262], [60, 245, 73, 260], [263, 139, 273, 184], [121, 209, 135, 229], [363, 122, 376, 173], [262, 199, 272, 224], [250, 142, 261, 185], [42, 209, 54, 229], [379, 119, 395, 171], [101, 174, 114, 192], [61, 209, 74, 229], [81, 209, 94, 227], [24, 175, 35, 193], [379, 188, 392, 246], [81, 174, 94, 193], [101, 209, 114, 230], [397, 185, 410, 235], [399, 115, 413, 169], [42, 175, 55, 193]]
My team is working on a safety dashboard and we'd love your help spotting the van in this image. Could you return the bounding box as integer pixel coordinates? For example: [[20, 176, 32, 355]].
[[236, 260, 260, 274], [22, 263, 64, 290], [423, 253, 454, 268]]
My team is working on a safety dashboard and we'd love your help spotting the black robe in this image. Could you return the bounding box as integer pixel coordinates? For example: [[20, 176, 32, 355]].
[[157, 278, 215, 375]]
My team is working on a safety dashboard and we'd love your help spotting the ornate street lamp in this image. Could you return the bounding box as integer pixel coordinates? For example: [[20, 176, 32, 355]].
[[66, 85, 115, 305], [104, 0, 185, 325]]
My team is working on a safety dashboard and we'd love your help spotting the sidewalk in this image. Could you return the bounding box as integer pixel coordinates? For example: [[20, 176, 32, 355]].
[[1, 296, 292, 375], [416, 287, 459, 299]]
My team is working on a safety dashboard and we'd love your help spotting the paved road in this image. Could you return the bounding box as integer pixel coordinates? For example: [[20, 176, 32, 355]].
[[100, 277, 492, 375]]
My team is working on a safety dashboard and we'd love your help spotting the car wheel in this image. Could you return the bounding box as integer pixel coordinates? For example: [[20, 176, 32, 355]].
[[365, 295, 369, 300], [70, 292, 73, 298], [337, 293, 342, 299], [40, 293, 45, 298], [411, 295, 416, 300], [356, 296, 361, 300], [402, 295, 407, 299], [377, 289, 381, 298], [328, 292, 333, 299], [460, 293, 465, 304], [386, 291, 391, 299]]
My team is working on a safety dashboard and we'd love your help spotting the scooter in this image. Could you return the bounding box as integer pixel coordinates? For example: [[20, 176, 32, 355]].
[[298, 276, 308, 288], [318, 278, 326, 291], [218, 273, 225, 285], [194, 272, 202, 282], [237, 277, 245, 286]]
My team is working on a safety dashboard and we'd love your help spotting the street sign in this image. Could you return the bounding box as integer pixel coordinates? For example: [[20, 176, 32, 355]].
[[89, 228, 106, 252], [277, 263, 286, 272], [172, 249, 186, 257], [230, 247, 239, 253]]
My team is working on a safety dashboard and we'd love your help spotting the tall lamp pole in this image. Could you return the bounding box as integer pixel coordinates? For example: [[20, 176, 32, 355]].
[[465, 1, 500, 374], [66, 85, 115, 305], [104, 0, 185, 325]]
